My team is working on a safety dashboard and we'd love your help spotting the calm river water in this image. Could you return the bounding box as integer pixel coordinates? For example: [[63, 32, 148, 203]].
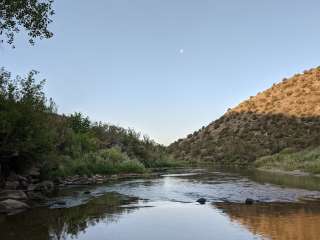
[[2, 168, 320, 240]]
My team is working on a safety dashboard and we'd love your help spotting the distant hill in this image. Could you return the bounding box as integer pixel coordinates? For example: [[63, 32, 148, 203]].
[[169, 67, 320, 165]]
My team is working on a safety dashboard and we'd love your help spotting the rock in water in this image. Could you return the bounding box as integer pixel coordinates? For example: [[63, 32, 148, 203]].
[[245, 198, 254, 205], [56, 200, 66, 206], [197, 198, 207, 204], [0, 199, 30, 214]]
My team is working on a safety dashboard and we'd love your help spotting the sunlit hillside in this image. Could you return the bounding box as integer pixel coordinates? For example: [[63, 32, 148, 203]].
[[169, 67, 320, 165]]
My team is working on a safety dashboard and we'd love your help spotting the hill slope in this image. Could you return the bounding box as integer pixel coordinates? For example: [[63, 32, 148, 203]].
[[169, 67, 320, 165]]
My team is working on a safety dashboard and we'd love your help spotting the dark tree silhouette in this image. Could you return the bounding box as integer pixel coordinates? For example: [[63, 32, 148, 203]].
[[0, 0, 54, 47]]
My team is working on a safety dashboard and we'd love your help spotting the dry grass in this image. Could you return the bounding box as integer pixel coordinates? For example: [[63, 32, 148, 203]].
[[233, 67, 320, 117], [169, 67, 320, 166]]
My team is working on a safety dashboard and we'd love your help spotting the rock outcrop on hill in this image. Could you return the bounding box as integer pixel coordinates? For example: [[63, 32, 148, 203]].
[[169, 67, 320, 165]]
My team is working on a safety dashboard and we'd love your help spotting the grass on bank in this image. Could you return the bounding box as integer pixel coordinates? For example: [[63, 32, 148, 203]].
[[44, 147, 181, 178], [255, 147, 320, 174]]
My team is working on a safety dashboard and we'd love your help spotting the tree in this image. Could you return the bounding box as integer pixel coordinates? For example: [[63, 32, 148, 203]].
[[0, 68, 56, 175], [0, 0, 54, 47], [68, 112, 91, 134]]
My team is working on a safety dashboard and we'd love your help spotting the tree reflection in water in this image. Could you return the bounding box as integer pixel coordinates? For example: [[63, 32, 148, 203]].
[[0, 192, 139, 240]]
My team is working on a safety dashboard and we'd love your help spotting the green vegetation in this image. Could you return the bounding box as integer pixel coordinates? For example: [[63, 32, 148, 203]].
[[0, 68, 177, 179], [255, 147, 320, 174], [0, 0, 54, 46], [47, 148, 146, 177], [170, 67, 320, 167]]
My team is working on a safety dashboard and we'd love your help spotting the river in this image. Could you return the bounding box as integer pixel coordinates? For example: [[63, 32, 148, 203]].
[[1, 168, 320, 240]]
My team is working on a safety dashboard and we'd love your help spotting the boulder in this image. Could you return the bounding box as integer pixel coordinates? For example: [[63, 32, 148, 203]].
[[56, 200, 66, 206], [27, 191, 47, 201], [0, 190, 28, 201], [7, 172, 19, 181], [33, 181, 55, 195], [18, 180, 29, 190], [17, 175, 28, 182], [0, 199, 30, 214], [31, 178, 40, 184], [27, 167, 40, 178], [196, 198, 207, 204], [6, 173, 28, 182], [27, 184, 37, 191], [245, 198, 254, 205], [53, 177, 63, 185], [4, 181, 19, 190]]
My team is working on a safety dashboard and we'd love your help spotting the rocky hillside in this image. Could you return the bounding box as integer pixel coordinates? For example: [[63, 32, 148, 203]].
[[169, 67, 320, 165]]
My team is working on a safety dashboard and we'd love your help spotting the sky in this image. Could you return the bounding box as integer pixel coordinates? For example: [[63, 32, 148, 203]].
[[2, 0, 320, 145]]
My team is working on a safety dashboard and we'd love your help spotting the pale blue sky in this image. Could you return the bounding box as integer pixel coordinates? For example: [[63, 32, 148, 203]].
[[1, 0, 320, 145]]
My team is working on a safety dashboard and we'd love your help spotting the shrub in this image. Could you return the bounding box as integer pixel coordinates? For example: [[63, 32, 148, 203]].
[[117, 160, 145, 173], [47, 150, 146, 177], [0, 69, 179, 179], [255, 147, 320, 174]]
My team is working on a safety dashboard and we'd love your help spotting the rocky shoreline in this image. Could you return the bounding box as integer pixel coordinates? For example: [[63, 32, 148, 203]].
[[0, 167, 160, 215]]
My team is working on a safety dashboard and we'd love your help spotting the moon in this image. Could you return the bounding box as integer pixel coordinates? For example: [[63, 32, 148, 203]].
[[179, 49, 184, 54]]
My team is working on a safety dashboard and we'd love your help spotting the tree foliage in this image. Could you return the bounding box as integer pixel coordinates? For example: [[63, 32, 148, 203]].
[[0, 68, 56, 173], [0, 0, 54, 46], [0, 69, 177, 178]]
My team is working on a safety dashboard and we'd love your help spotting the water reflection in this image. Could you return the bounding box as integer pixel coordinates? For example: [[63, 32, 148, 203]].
[[2, 169, 320, 240], [246, 169, 320, 191], [215, 202, 320, 240], [0, 192, 139, 240], [65, 202, 261, 240]]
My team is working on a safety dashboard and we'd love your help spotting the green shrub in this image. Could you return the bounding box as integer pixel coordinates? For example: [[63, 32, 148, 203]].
[[47, 148, 146, 177], [117, 160, 145, 173], [255, 147, 320, 174], [100, 147, 128, 164], [1, 69, 180, 179]]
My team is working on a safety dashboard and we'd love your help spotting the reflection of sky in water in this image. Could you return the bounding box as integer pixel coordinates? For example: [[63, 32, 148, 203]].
[[3, 169, 320, 240], [93, 171, 320, 203]]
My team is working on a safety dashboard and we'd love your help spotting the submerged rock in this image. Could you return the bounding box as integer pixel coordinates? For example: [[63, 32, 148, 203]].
[[245, 198, 254, 205], [197, 198, 207, 204], [56, 200, 66, 206]]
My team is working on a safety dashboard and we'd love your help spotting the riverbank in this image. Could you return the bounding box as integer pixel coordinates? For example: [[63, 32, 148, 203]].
[[0, 70, 179, 194], [0, 168, 164, 215], [254, 147, 320, 175]]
